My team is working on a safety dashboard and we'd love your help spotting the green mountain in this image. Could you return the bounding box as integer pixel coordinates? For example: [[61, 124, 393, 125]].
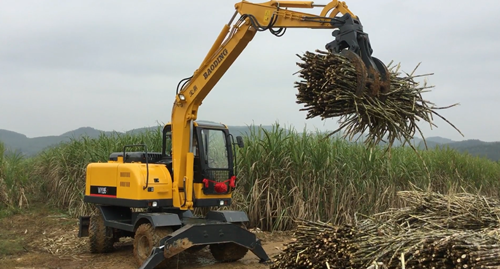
[[0, 127, 118, 156], [438, 140, 500, 161], [426, 136, 455, 144], [0, 124, 276, 156], [1, 125, 499, 161]]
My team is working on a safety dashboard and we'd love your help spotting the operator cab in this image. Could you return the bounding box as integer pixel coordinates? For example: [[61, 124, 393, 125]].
[[161, 120, 244, 195]]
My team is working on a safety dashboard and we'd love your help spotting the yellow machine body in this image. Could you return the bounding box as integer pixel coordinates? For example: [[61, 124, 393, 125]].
[[85, 163, 172, 202], [85, 161, 232, 207], [83, 121, 234, 210]]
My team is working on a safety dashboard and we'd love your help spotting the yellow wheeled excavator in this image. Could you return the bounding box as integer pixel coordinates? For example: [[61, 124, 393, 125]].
[[77, 1, 390, 268]]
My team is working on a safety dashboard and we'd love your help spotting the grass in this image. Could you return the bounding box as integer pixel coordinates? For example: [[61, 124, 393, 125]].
[[0, 141, 32, 213], [0, 236, 24, 256], [232, 123, 500, 230], [1, 124, 500, 233], [0, 202, 76, 258]]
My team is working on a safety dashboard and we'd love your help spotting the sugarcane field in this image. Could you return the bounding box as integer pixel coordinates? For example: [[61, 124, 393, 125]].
[[2, 1, 500, 269], [2, 46, 500, 268]]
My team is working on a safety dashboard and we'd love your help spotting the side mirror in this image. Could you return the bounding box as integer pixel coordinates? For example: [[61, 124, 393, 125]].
[[236, 136, 244, 148]]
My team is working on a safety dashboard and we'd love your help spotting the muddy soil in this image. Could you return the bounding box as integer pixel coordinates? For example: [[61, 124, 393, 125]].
[[0, 208, 291, 269]]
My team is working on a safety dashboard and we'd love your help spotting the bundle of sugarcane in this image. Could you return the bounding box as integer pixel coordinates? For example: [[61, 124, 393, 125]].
[[350, 220, 456, 269], [352, 191, 500, 268], [270, 220, 358, 269], [294, 50, 462, 149], [351, 221, 500, 269], [373, 191, 500, 230], [271, 191, 500, 269]]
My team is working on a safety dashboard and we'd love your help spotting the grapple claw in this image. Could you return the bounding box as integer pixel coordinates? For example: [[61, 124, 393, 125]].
[[325, 13, 391, 97], [372, 56, 391, 96], [339, 50, 367, 96]]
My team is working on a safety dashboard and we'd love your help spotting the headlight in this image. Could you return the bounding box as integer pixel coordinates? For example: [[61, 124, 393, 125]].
[[219, 200, 225, 206], [152, 201, 158, 207]]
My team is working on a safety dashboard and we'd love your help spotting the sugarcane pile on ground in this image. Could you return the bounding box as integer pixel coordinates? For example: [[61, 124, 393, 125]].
[[270, 220, 359, 269], [270, 190, 500, 269], [294, 50, 462, 149]]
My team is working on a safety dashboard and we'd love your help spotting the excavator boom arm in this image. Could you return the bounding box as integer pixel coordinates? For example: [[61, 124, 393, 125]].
[[170, 0, 381, 210]]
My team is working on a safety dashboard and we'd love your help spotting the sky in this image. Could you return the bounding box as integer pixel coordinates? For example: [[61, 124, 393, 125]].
[[1, 0, 499, 142]]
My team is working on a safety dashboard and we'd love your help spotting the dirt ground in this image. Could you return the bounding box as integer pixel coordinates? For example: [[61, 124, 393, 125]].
[[0, 207, 291, 269]]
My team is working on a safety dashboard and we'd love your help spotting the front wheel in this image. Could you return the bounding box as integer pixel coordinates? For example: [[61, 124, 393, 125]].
[[133, 223, 172, 268], [209, 242, 249, 262]]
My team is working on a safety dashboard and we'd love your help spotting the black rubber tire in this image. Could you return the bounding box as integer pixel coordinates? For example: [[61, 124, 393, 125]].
[[185, 245, 206, 253], [89, 209, 115, 253], [133, 223, 172, 268], [209, 242, 249, 262], [210, 223, 249, 262]]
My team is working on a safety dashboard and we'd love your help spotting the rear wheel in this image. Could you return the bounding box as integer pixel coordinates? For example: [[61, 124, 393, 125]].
[[133, 223, 172, 268], [89, 209, 115, 253]]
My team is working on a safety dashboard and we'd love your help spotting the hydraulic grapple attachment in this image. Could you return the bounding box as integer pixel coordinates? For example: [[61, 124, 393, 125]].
[[326, 13, 390, 97]]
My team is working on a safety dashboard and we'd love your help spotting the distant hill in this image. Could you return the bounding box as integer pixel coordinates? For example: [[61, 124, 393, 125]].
[[1, 125, 499, 161], [0, 127, 120, 156], [426, 136, 455, 144], [0, 124, 276, 157], [438, 139, 500, 161], [60, 127, 114, 138]]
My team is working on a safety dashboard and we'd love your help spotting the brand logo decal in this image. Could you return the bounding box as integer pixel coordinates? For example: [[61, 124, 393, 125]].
[[97, 187, 107, 194], [203, 48, 228, 79]]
